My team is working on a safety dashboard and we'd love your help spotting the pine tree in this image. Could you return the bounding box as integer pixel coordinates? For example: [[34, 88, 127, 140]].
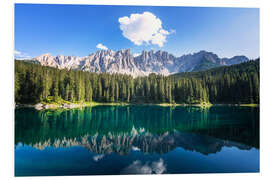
[[14, 59, 260, 105]]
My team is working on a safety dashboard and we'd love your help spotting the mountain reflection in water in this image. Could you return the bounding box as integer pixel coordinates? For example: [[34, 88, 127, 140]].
[[15, 106, 259, 155]]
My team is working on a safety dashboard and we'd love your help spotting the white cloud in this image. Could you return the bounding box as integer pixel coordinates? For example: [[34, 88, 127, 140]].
[[14, 50, 21, 55], [96, 43, 108, 50], [118, 12, 173, 47], [121, 159, 166, 174], [14, 50, 31, 60], [93, 154, 105, 162], [133, 53, 140, 57]]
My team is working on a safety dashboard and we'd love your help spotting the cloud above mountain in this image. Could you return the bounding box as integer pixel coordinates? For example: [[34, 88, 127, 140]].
[[133, 53, 140, 57], [118, 12, 172, 47], [14, 50, 21, 55], [96, 43, 108, 50], [14, 50, 31, 59]]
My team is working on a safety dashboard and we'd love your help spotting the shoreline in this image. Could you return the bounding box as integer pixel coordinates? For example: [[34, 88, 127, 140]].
[[15, 102, 259, 110]]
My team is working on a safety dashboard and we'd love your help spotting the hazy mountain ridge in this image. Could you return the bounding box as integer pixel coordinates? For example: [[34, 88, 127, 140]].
[[32, 49, 249, 77]]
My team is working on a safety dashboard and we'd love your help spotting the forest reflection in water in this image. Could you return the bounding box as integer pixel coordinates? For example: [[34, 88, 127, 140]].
[[15, 105, 259, 155]]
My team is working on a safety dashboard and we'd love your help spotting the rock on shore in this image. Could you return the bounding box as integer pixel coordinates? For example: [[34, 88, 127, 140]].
[[16, 103, 85, 110]]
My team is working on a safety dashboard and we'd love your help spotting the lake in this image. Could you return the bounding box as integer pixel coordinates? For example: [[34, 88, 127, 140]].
[[15, 105, 259, 176]]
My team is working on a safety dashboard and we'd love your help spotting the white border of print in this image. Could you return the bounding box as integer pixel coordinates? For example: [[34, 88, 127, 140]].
[[1, 0, 269, 180]]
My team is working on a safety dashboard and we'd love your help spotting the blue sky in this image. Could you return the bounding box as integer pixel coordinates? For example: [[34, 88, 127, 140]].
[[15, 4, 259, 59]]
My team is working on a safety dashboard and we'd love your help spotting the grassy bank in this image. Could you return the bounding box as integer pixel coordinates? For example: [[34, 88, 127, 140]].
[[239, 104, 259, 107]]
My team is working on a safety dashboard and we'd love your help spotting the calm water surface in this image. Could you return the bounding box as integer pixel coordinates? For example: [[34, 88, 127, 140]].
[[15, 105, 259, 176]]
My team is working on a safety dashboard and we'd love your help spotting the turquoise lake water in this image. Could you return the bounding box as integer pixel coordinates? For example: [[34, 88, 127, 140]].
[[15, 105, 259, 176]]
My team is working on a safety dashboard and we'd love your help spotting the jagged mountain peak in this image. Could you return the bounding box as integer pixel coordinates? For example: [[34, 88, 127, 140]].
[[32, 49, 250, 77], [221, 55, 249, 65], [36, 53, 53, 59], [186, 50, 219, 59]]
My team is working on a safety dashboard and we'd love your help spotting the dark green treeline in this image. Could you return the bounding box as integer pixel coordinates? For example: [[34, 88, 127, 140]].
[[15, 59, 259, 104]]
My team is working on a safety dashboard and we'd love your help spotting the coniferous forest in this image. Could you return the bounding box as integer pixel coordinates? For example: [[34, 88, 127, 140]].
[[15, 59, 259, 105]]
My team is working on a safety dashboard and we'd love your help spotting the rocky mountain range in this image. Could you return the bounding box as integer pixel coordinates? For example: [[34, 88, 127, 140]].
[[32, 49, 249, 77]]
